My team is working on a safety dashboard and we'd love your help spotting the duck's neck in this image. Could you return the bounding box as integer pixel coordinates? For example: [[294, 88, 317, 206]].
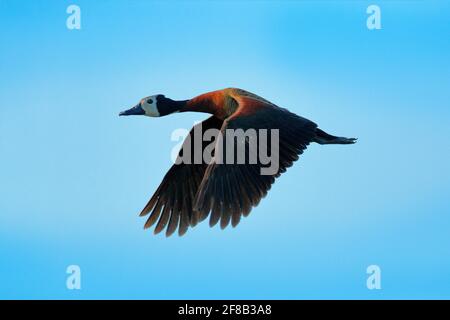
[[182, 90, 229, 119], [158, 97, 188, 116]]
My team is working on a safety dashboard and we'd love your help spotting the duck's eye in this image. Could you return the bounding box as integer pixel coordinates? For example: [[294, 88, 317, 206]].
[[147, 99, 153, 104]]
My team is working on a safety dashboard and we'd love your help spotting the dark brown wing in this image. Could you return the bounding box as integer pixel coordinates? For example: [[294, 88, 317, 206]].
[[140, 116, 223, 236], [193, 95, 318, 229]]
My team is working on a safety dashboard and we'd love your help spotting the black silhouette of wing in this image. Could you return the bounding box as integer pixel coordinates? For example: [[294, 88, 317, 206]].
[[140, 116, 223, 236], [194, 95, 318, 229]]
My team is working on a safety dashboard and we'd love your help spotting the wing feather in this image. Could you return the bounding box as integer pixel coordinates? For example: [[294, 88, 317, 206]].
[[140, 116, 223, 236], [194, 95, 318, 228]]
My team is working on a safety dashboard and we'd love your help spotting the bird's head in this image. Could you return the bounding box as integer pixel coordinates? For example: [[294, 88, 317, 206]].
[[120, 94, 187, 118], [119, 94, 163, 117]]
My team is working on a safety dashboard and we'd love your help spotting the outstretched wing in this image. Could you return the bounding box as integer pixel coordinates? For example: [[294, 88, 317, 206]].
[[140, 116, 223, 236], [193, 94, 318, 229]]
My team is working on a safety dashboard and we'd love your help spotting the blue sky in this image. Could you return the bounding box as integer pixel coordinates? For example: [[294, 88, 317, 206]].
[[0, 0, 449, 299]]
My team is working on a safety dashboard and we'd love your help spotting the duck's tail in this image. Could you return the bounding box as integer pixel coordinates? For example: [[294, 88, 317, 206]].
[[313, 128, 357, 145]]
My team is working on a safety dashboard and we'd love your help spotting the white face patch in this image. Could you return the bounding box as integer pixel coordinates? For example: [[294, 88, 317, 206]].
[[141, 95, 160, 117]]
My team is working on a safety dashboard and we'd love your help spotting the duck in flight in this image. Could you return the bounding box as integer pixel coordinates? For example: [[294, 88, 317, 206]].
[[120, 88, 356, 236]]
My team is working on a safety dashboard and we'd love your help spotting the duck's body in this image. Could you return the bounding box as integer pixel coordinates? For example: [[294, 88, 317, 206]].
[[120, 88, 356, 236]]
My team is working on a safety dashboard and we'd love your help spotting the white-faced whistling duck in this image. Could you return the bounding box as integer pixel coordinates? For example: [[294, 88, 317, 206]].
[[120, 88, 356, 236]]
